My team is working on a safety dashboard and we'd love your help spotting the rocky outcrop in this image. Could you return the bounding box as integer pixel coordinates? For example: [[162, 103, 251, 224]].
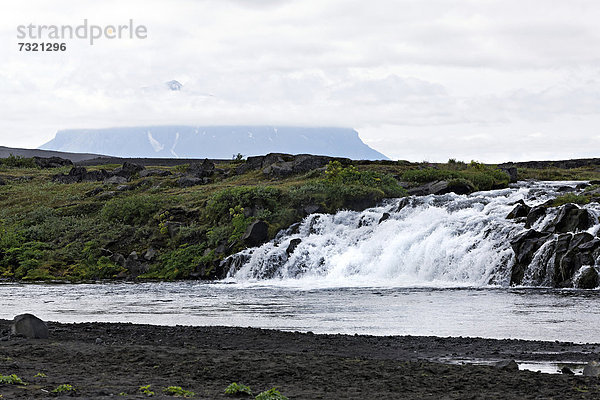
[[52, 162, 146, 184], [33, 156, 73, 169], [52, 166, 110, 183], [550, 203, 593, 233], [407, 180, 475, 196], [187, 159, 215, 178], [112, 162, 145, 179], [236, 153, 350, 178], [510, 201, 600, 287]]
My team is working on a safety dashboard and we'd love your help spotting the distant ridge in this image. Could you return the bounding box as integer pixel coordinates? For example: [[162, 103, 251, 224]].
[[0, 145, 105, 162], [39, 126, 389, 160]]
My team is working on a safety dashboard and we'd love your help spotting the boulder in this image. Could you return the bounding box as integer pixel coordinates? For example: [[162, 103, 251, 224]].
[[52, 166, 109, 183], [446, 180, 475, 195], [494, 360, 519, 371], [550, 204, 594, 233], [302, 204, 324, 216], [143, 248, 157, 261], [242, 220, 269, 246], [507, 202, 531, 219], [525, 206, 547, 228], [125, 251, 148, 276], [112, 162, 145, 179], [110, 253, 126, 267], [33, 156, 73, 169], [177, 177, 208, 187], [187, 159, 215, 178], [499, 167, 518, 183], [575, 266, 599, 289], [11, 314, 49, 339], [583, 361, 600, 377], [407, 180, 474, 196], [560, 366, 575, 375]]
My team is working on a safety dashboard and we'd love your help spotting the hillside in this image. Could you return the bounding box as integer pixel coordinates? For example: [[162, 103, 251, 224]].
[[0, 153, 525, 282]]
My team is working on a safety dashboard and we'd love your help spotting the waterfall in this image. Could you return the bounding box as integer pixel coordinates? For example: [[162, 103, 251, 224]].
[[226, 182, 600, 288]]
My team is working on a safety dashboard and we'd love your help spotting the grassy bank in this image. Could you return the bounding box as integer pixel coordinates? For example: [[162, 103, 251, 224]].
[[0, 155, 535, 282]]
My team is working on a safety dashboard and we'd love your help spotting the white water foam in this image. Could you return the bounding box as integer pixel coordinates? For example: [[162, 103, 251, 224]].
[[228, 182, 599, 288]]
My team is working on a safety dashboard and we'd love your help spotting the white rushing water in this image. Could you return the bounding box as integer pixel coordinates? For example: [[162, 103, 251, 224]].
[[228, 182, 600, 288]]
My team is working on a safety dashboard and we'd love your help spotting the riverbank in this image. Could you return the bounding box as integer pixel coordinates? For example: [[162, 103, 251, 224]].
[[1, 320, 600, 399]]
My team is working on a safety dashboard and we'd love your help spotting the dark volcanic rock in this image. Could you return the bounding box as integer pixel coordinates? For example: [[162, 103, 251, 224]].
[[525, 206, 547, 228], [242, 220, 269, 246], [550, 203, 594, 233], [510, 229, 553, 285], [507, 201, 531, 219], [575, 266, 599, 289], [112, 162, 145, 180], [33, 156, 73, 168], [53, 166, 110, 183], [11, 314, 49, 339], [187, 159, 215, 178], [379, 213, 391, 223], [178, 177, 209, 187], [499, 166, 518, 183], [407, 180, 474, 196], [286, 238, 302, 255]]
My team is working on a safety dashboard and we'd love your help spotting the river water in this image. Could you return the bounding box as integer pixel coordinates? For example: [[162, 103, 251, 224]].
[[2, 182, 600, 343], [2, 283, 600, 343]]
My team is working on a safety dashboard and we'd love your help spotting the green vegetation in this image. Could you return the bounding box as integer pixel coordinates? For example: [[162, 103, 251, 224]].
[[162, 386, 195, 397], [4, 154, 590, 283], [0, 154, 37, 169], [139, 384, 155, 396], [51, 384, 75, 393], [33, 372, 47, 378], [225, 382, 253, 396], [254, 388, 288, 400], [0, 374, 25, 385], [399, 160, 510, 191], [552, 193, 591, 207]]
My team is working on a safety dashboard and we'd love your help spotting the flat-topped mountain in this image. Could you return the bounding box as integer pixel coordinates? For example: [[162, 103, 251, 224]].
[[39, 126, 389, 160]]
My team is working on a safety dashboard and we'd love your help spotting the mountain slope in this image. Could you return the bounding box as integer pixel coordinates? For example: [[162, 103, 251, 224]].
[[39, 126, 389, 160]]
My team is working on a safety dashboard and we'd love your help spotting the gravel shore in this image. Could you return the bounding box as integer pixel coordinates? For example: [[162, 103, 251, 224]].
[[1, 320, 600, 399]]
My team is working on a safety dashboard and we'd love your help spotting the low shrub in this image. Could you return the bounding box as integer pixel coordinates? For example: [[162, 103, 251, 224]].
[[254, 388, 288, 400], [225, 382, 253, 396], [162, 386, 194, 397], [101, 195, 162, 225], [0, 373, 25, 385]]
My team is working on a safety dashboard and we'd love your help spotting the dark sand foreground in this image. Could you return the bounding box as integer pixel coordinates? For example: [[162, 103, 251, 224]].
[[1, 320, 600, 399]]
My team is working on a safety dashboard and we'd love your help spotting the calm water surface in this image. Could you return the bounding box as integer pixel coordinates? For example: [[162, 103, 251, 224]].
[[2, 282, 600, 343]]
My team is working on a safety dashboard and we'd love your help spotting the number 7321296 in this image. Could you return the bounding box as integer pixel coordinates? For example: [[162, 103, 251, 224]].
[[18, 42, 66, 51]]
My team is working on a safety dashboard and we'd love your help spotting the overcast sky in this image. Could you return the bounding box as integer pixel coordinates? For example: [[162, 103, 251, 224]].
[[1, 0, 599, 162]]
